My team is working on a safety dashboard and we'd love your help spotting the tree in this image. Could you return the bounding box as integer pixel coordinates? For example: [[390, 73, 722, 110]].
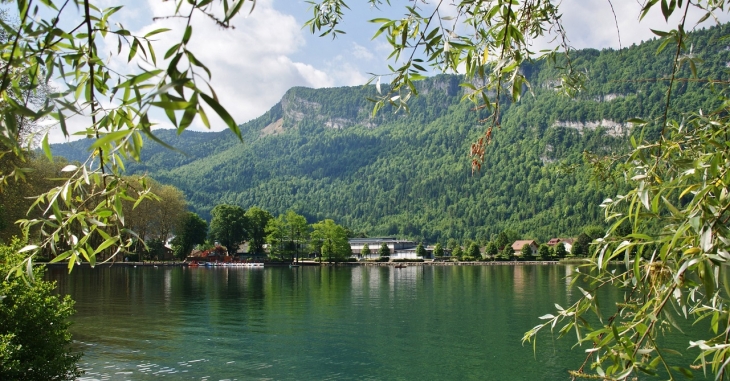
[[310, 219, 351, 263], [521, 244, 533, 261], [361, 243, 371, 259], [284, 210, 309, 263], [434, 242, 445, 258], [0, 10, 53, 197], [497, 245, 514, 261], [171, 212, 208, 259], [485, 241, 498, 258], [553, 242, 567, 259], [0, 156, 73, 243], [4, 0, 730, 378], [6, 0, 252, 270], [495, 232, 509, 250], [452, 246, 464, 260], [0, 239, 81, 379], [416, 242, 426, 258], [466, 242, 480, 260], [124, 178, 186, 256], [149, 185, 187, 243], [446, 238, 458, 253], [265, 216, 286, 259], [265, 210, 309, 261], [146, 238, 166, 261], [208, 204, 248, 256], [306, 5, 730, 374], [245, 207, 273, 255], [527, 97, 730, 378], [537, 244, 550, 261], [583, 226, 605, 240], [378, 242, 391, 258], [571, 233, 591, 257]]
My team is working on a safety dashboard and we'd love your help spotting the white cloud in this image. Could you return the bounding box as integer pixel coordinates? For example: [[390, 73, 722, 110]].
[[43, 0, 730, 144], [536, 0, 730, 51], [321, 55, 370, 86], [351, 43, 375, 60], [48, 0, 344, 142], [137, 0, 339, 132]]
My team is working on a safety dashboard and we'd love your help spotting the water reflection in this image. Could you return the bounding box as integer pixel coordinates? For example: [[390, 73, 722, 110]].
[[45, 264, 707, 381], [565, 264, 574, 301]]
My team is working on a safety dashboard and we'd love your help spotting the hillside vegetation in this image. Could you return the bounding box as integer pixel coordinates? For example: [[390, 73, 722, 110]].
[[52, 23, 730, 243]]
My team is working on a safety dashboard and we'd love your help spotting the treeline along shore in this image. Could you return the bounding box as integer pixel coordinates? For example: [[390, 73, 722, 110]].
[[44, 259, 588, 268]]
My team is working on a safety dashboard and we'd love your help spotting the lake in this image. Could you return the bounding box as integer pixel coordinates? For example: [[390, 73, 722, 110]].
[[45, 264, 700, 380]]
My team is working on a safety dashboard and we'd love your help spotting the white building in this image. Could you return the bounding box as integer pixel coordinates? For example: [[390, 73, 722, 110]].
[[348, 238, 423, 259]]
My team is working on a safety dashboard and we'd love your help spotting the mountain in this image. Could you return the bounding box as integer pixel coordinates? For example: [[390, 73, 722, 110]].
[[52, 23, 730, 243]]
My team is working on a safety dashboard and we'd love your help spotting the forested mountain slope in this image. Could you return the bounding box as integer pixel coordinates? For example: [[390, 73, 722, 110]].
[[52, 24, 730, 243]]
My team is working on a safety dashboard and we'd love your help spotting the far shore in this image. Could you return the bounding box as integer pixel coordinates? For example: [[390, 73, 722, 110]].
[[44, 258, 589, 268]]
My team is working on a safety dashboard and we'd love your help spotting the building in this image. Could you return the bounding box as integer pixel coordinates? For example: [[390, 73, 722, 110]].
[[546, 238, 575, 253], [348, 238, 423, 259], [511, 240, 538, 256]]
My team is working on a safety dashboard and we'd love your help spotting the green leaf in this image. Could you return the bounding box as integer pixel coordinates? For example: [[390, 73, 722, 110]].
[[42, 133, 53, 161], [185, 49, 211, 79], [164, 43, 181, 59], [150, 101, 191, 110], [182, 25, 192, 44], [199, 92, 241, 140], [178, 95, 198, 133], [88, 130, 130, 150], [4, 95, 39, 118], [50, 251, 73, 263], [129, 38, 139, 62], [660, 0, 675, 20], [144, 28, 170, 38], [93, 237, 119, 255]]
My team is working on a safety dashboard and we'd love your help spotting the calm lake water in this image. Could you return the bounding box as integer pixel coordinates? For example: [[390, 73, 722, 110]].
[[46, 264, 701, 380]]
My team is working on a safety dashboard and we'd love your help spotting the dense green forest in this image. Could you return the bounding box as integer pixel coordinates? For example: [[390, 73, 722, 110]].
[[52, 23, 730, 243]]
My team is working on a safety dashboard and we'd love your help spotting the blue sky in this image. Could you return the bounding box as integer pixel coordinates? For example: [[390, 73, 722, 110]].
[[44, 0, 730, 142]]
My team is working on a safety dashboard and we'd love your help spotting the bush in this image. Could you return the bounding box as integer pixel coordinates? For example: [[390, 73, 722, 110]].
[[346, 257, 358, 262], [392, 258, 424, 262], [0, 239, 82, 380], [377, 256, 390, 262]]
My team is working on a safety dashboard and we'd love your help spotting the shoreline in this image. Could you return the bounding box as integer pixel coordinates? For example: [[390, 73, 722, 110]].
[[44, 259, 589, 268]]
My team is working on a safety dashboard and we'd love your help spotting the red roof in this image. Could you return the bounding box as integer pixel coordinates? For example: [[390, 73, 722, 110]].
[[547, 238, 575, 246]]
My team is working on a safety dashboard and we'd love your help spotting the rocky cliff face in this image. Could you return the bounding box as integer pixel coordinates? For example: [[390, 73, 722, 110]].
[[274, 88, 379, 132], [552, 119, 630, 137]]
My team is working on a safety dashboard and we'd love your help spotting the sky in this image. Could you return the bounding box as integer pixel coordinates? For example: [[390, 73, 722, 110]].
[[42, 0, 730, 143]]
